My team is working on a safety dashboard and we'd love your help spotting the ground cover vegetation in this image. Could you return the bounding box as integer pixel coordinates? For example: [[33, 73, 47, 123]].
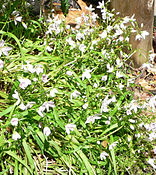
[[0, 0, 156, 174]]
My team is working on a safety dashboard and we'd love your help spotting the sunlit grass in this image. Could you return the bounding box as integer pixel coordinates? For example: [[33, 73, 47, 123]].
[[0, 0, 155, 174]]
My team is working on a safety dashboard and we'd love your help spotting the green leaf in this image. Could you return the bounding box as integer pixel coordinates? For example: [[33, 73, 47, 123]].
[[53, 108, 65, 130], [49, 140, 62, 156], [14, 159, 18, 175], [22, 139, 35, 170], [5, 151, 33, 175], [0, 134, 6, 147], [28, 126, 44, 154], [68, 136, 96, 175], [110, 91, 129, 116], [0, 105, 14, 117], [0, 30, 23, 57], [100, 123, 118, 137], [0, 90, 8, 99], [110, 135, 117, 175]]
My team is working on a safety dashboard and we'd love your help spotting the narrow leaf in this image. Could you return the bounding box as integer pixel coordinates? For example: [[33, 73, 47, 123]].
[[5, 151, 33, 175]]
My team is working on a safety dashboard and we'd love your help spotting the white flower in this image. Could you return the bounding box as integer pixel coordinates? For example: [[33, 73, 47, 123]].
[[76, 32, 84, 41], [114, 27, 123, 36], [90, 40, 98, 49], [127, 78, 134, 87], [12, 90, 20, 105], [127, 135, 132, 142], [22, 22, 27, 29], [86, 4, 95, 12], [129, 119, 136, 123], [11, 118, 19, 126], [144, 123, 150, 130], [66, 37, 76, 48], [82, 103, 88, 109], [43, 127, 51, 136], [43, 101, 55, 112], [116, 59, 123, 67], [50, 88, 58, 97], [93, 83, 98, 88], [19, 102, 27, 110], [12, 90, 19, 99], [79, 44, 86, 53], [19, 101, 35, 110], [35, 65, 43, 75], [130, 125, 135, 130], [46, 46, 52, 52], [149, 53, 156, 62], [153, 146, 156, 154], [135, 31, 149, 41], [66, 25, 70, 30], [26, 101, 36, 109], [33, 78, 38, 82], [111, 96, 116, 102], [116, 71, 125, 78], [101, 104, 109, 112], [101, 75, 107, 81], [0, 59, 4, 69], [97, 141, 101, 145], [38, 101, 55, 117], [13, 14, 22, 25], [97, 1, 105, 9], [118, 83, 124, 90], [22, 62, 35, 73], [107, 25, 113, 33], [126, 110, 132, 115], [85, 114, 101, 124], [0, 40, 12, 57], [135, 133, 141, 138], [37, 105, 45, 117], [65, 123, 76, 135], [99, 30, 107, 39], [107, 64, 114, 73], [147, 158, 156, 169], [141, 31, 149, 39], [135, 34, 142, 40], [82, 69, 92, 80], [147, 95, 156, 111], [100, 151, 109, 160], [91, 12, 98, 22], [129, 100, 139, 113], [101, 95, 111, 113], [109, 141, 118, 150], [76, 17, 82, 25], [139, 122, 144, 128], [148, 132, 156, 141], [12, 132, 21, 140], [70, 90, 81, 100], [18, 78, 31, 89], [66, 71, 73, 76], [123, 15, 136, 23], [105, 120, 110, 125], [41, 74, 48, 83]]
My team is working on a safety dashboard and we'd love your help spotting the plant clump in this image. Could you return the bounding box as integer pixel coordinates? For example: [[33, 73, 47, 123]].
[[0, 0, 155, 174]]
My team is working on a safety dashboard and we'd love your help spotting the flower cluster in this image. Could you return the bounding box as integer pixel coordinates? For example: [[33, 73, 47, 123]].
[[0, 0, 156, 174]]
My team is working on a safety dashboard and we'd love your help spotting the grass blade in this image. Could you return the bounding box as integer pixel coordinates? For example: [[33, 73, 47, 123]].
[[22, 139, 35, 171], [14, 159, 18, 175], [110, 135, 117, 175], [0, 105, 14, 117], [5, 151, 33, 175]]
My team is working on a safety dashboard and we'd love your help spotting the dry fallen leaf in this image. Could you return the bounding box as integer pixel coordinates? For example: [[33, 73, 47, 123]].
[[102, 140, 108, 148]]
